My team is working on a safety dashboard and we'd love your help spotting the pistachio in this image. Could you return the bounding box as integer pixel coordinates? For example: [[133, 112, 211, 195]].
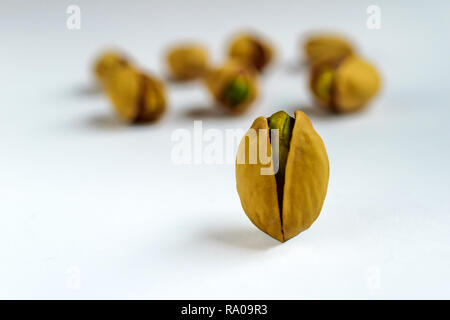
[[304, 34, 353, 66], [104, 66, 167, 123], [310, 55, 381, 113], [228, 33, 274, 72], [166, 44, 209, 80], [94, 51, 129, 87], [236, 110, 329, 242], [205, 60, 258, 114]]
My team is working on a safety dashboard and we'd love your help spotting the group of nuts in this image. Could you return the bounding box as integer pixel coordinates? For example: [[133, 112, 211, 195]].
[[93, 32, 381, 242], [94, 31, 380, 122], [305, 34, 381, 113], [94, 31, 275, 122]]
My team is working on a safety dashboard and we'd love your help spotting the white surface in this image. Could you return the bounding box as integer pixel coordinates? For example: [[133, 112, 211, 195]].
[[1, 0, 450, 299]]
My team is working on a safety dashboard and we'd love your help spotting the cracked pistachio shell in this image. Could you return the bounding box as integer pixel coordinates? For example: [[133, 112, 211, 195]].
[[205, 60, 258, 114], [104, 66, 166, 123], [228, 33, 274, 72], [236, 111, 329, 242], [94, 51, 129, 87], [310, 55, 381, 113], [166, 44, 209, 80], [304, 34, 353, 66]]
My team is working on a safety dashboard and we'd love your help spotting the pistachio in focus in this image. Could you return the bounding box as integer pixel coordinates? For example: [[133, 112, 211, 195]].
[[228, 33, 274, 72], [236, 110, 329, 242], [104, 66, 167, 123], [204, 60, 258, 114], [304, 34, 353, 66], [310, 55, 381, 113], [166, 44, 209, 80]]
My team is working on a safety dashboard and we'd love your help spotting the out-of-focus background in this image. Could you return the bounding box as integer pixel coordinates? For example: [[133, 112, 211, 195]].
[[1, 0, 449, 299]]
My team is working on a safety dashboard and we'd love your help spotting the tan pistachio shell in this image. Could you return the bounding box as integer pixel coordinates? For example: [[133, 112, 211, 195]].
[[166, 44, 209, 80], [228, 33, 274, 72], [236, 111, 329, 242], [282, 111, 329, 240], [304, 34, 353, 66], [235, 116, 283, 242], [138, 74, 167, 122], [333, 56, 381, 112], [204, 60, 259, 114], [105, 66, 141, 121], [104, 66, 166, 123], [310, 55, 381, 113], [94, 51, 129, 87]]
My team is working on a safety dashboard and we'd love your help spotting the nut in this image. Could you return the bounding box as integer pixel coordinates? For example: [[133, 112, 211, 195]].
[[235, 110, 329, 242], [204, 60, 259, 114], [310, 55, 381, 113], [166, 44, 209, 80], [228, 33, 274, 72], [94, 51, 129, 87], [104, 66, 167, 123], [304, 34, 353, 66]]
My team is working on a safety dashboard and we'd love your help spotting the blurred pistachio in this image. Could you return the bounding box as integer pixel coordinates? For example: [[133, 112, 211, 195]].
[[228, 33, 274, 72], [304, 34, 353, 66], [310, 55, 381, 113], [166, 44, 209, 80], [94, 51, 129, 87], [104, 66, 167, 123], [204, 60, 259, 114]]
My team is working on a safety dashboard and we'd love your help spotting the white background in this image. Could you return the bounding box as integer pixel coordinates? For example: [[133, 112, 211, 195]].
[[1, 0, 449, 299]]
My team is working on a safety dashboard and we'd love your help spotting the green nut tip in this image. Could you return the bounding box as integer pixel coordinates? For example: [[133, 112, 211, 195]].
[[222, 75, 249, 107]]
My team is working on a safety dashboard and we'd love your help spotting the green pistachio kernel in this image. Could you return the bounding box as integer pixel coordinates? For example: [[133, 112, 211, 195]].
[[315, 68, 335, 102], [222, 75, 249, 107], [268, 111, 295, 211]]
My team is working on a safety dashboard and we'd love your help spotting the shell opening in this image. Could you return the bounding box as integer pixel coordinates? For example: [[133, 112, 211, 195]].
[[267, 111, 295, 227]]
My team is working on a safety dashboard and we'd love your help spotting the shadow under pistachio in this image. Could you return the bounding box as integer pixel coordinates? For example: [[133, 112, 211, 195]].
[[83, 113, 126, 131], [162, 73, 204, 86], [202, 225, 280, 251], [78, 112, 166, 132], [70, 83, 102, 97], [182, 105, 236, 120]]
